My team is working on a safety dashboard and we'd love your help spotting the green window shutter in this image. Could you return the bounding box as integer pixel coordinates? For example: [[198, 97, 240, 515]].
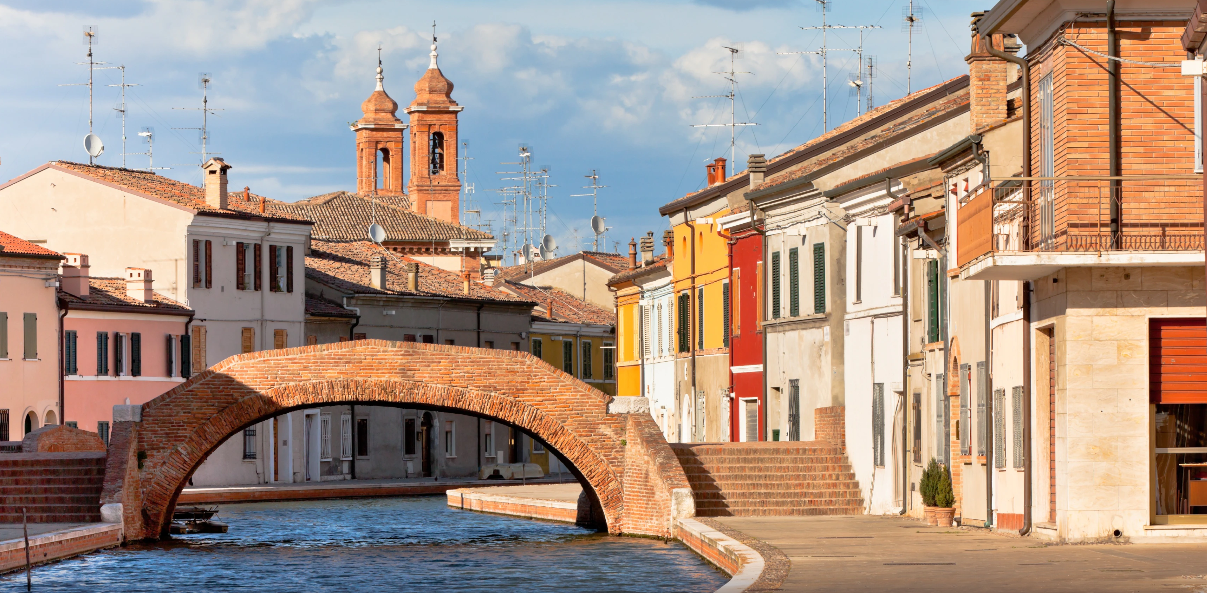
[[131, 332, 142, 377], [531, 338, 542, 359], [0, 312, 7, 359], [788, 247, 799, 317], [96, 332, 105, 375], [927, 260, 939, 343], [813, 243, 826, 314], [678, 292, 690, 352], [581, 341, 592, 379], [23, 313, 36, 360], [722, 282, 730, 349], [65, 331, 77, 375], [563, 340, 574, 374], [697, 287, 704, 350], [180, 334, 191, 377], [166, 334, 174, 378], [771, 251, 781, 319]]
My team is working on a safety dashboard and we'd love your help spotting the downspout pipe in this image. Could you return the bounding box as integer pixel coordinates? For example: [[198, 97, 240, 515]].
[[58, 298, 68, 425], [684, 209, 699, 442], [748, 204, 769, 441], [1020, 280, 1033, 535], [1107, 0, 1121, 247], [886, 178, 910, 515], [343, 295, 360, 480]]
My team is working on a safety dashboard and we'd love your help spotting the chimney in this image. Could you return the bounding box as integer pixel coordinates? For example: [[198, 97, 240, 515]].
[[706, 157, 728, 186], [663, 229, 674, 260], [747, 154, 767, 190], [639, 231, 655, 265], [125, 267, 153, 304], [406, 262, 420, 292], [202, 158, 232, 210], [967, 12, 1008, 133], [369, 255, 387, 289], [482, 267, 497, 286], [547, 298, 555, 320], [61, 253, 90, 298], [462, 273, 471, 295], [628, 238, 638, 268]]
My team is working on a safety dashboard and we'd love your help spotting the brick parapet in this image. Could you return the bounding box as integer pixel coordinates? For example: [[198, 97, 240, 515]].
[[814, 406, 845, 448], [20, 425, 105, 453]]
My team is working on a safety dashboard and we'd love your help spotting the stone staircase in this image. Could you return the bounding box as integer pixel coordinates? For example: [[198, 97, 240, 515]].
[[672, 442, 863, 517], [0, 452, 106, 523]]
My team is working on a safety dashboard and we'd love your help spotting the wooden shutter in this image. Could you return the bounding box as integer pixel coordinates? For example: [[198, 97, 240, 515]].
[[935, 373, 945, 464], [242, 327, 255, 353], [23, 313, 36, 360], [812, 243, 825, 314], [1012, 386, 1024, 468], [0, 312, 6, 359], [873, 383, 885, 467], [180, 333, 191, 377], [732, 269, 740, 336], [236, 242, 246, 290], [166, 334, 174, 378], [131, 332, 142, 377], [927, 260, 939, 343], [114, 333, 124, 375], [205, 240, 213, 289], [697, 287, 704, 350], [771, 251, 781, 319], [855, 226, 863, 302], [581, 340, 592, 379], [193, 240, 201, 287], [269, 245, 280, 292], [286, 246, 294, 293], [642, 306, 651, 359], [977, 361, 987, 457], [307, 335, 318, 346], [960, 363, 971, 456], [755, 262, 763, 329], [96, 332, 106, 375], [1150, 318, 1207, 403], [192, 325, 206, 372], [994, 388, 1006, 468], [788, 247, 799, 317], [563, 340, 573, 374], [274, 329, 287, 349], [722, 281, 730, 349], [65, 331, 76, 375], [254, 244, 262, 291]]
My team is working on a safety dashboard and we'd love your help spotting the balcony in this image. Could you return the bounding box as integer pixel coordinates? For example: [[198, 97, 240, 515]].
[[956, 176, 1204, 280]]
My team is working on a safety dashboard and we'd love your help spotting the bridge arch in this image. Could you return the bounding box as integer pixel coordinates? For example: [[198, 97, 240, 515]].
[[101, 340, 692, 540]]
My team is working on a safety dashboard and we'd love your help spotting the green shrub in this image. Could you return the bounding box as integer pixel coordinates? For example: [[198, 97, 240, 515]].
[[934, 464, 955, 509], [920, 458, 942, 507]]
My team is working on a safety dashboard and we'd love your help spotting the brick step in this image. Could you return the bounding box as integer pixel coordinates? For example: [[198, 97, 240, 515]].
[[677, 457, 852, 468], [0, 468, 107, 479], [694, 506, 861, 517], [693, 490, 862, 502], [682, 471, 857, 482], [681, 465, 855, 475], [0, 482, 103, 492], [1, 493, 105, 505], [672, 445, 844, 455], [0, 512, 102, 523], [0, 476, 105, 487], [0, 456, 107, 468], [695, 497, 861, 509], [688, 481, 862, 493], [0, 503, 102, 515]]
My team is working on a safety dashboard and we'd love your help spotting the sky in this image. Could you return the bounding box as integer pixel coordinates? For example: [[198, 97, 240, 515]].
[[0, 0, 978, 260]]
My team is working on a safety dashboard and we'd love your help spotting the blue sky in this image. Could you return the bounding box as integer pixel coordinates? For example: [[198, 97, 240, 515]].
[[0, 0, 976, 258]]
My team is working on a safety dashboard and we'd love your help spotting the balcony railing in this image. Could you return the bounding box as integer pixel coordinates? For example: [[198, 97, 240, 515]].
[[956, 176, 1203, 267]]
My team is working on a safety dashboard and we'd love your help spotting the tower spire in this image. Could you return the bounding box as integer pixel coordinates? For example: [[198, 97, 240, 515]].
[[376, 44, 384, 91], [429, 21, 439, 70]]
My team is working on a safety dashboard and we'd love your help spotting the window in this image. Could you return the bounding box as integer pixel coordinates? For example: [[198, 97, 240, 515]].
[[270, 245, 285, 292], [563, 340, 574, 374], [483, 421, 494, 456], [241, 327, 255, 354], [771, 251, 781, 319], [1038, 73, 1055, 247], [812, 243, 826, 314], [893, 234, 901, 297], [656, 303, 664, 356], [959, 364, 971, 456], [23, 313, 36, 360], [722, 281, 730, 348], [243, 426, 257, 460], [642, 305, 651, 359], [873, 383, 885, 467], [422, 335, 434, 344], [854, 227, 862, 303], [355, 332, 368, 341], [732, 269, 741, 337], [0, 410, 8, 441], [444, 420, 455, 457], [994, 388, 1006, 469], [403, 334, 417, 342], [0, 312, 7, 358], [236, 242, 253, 291], [484, 340, 494, 349], [192, 240, 212, 289], [96, 332, 109, 375], [446, 339, 456, 345], [977, 362, 988, 458], [788, 247, 800, 316], [603, 342, 614, 380], [912, 393, 922, 464], [429, 132, 446, 174], [581, 340, 593, 379], [511, 342, 520, 351], [1197, 74, 1203, 174], [193, 239, 202, 288], [180, 331, 192, 377], [677, 292, 690, 352], [320, 415, 332, 461], [274, 329, 287, 350], [64, 330, 77, 375], [531, 338, 542, 359], [114, 333, 126, 376], [97, 420, 109, 447], [404, 418, 416, 455], [926, 260, 940, 344], [130, 332, 141, 377], [356, 418, 369, 458], [340, 414, 352, 460], [935, 373, 947, 465], [1012, 386, 1024, 469], [306, 335, 318, 346], [166, 335, 175, 377], [697, 287, 704, 350]]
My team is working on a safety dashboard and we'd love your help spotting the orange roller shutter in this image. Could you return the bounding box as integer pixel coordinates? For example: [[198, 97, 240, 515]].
[[1150, 318, 1207, 404]]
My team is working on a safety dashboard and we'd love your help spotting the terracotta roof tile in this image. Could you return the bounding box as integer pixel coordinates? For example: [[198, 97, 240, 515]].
[[306, 240, 531, 304], [495, 251, 630, 282], [305, 295, 358, 318], [500, 280, 616, 326], [0, 230, 61, 259], [607, 255, 671, 286], [277, 191, 492, 243], [58, 278, 190, 313]]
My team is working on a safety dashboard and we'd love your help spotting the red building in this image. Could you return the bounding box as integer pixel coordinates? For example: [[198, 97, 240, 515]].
[[721, 204, 764, 442]]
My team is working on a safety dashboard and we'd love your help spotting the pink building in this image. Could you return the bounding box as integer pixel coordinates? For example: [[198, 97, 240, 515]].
[[0, 230, 63, 441], [58, 254, 192, 440]]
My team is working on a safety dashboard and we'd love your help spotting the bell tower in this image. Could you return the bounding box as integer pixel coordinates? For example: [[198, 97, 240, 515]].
[[406, 28, 463, 223], [351, 50, 408, 195]]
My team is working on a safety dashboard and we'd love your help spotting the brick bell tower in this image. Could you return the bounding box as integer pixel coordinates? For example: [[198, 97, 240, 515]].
[[406, 30, 463, 224], [351, 52, 408, 195]]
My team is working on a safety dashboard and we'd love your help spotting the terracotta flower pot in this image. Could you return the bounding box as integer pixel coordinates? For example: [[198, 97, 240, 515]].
[[924, 506, 937, 526], [933, 507, 955, 527]]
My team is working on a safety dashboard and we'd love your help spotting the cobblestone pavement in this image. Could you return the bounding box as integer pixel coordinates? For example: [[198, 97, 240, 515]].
[[716, 515, 1207, 592]]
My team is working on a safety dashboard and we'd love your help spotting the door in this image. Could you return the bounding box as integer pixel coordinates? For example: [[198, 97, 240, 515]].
[[745, 400, 758, 442], [1151, 319, 1207, 520], [304, 415, 313, 482], [695, 390, 705, 442], [420, 412, 433, 477], [788, 379, 800, 441]]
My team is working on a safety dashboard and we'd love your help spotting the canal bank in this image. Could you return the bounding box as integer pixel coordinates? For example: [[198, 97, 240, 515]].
[[0, 523, 121, 575], [447, 484, 774, 593], [180, 476, 578, 505]]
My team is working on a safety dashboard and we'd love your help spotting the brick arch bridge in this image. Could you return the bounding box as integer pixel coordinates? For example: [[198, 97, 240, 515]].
[[100, 340, 694, 540]]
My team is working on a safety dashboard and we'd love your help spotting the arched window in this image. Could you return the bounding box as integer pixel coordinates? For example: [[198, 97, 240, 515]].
[[429, 132, 445, 175], [379, 147, 391, 189]]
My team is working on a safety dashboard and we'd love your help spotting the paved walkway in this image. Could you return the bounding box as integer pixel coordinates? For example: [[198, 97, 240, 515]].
[[716, 514, 1207, 592], [0, 524, 86, 541]]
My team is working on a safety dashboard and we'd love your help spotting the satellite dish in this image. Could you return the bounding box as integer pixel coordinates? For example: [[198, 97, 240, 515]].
[[542, 234, 557, 251], [591, 215, 606, 234], [539, 246, 551, 260], [368, 223, 386, 244], [84, 133, 104, 158]]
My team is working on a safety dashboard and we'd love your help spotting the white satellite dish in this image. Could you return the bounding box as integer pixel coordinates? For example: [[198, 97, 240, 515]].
[[368, 223, 386, 244], [84, 133, 104, 158], [590, 215, 606, 235], [542, 234, 557, 251], [539, 246, 553, 260]]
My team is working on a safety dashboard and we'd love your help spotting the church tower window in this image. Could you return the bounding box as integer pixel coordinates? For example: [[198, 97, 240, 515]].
[[429, 132, 445, 175]]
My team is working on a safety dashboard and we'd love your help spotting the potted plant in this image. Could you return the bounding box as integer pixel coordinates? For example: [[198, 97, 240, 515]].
[[933, 464, 956, 527], [920, 459, 940, 525]]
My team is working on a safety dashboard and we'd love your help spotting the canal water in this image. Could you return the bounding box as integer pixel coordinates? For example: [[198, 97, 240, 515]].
[[3, 496, 727, 592]]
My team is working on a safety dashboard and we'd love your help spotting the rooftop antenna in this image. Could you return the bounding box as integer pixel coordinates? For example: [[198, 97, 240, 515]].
[[781, 3, 881, 132], [865, 56, 878, 110], [902, 1, 923, 94], [60, 26, 107, 164], [132, 128, 170, 172], [107, 65, 139, 168], [173, 73, 223, 166], [691, 46, 757, 177], [839, 28, 880, 116], [571, 170, 608, 251], [459, 141, 482, 230]]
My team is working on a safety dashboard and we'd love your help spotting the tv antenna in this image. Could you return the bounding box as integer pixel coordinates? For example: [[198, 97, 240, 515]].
[[60, 26, 110, 164], [571, 170, 608, 251], [903, 1, 923, 94], [107, 65, 139, 168], [173, 73, 223, 165], [838, 26, 880, 116], [131, 128, 170, 172], [780, 3, 880, 132], [459, 141, 482, 230], [691, 46, 757, 178], [865, 57, 878, 110]]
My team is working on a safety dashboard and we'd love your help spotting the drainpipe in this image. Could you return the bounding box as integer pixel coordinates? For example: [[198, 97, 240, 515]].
[[916, 227, 947, 466], [1107, 0, 1120, 247], [476, 303, 484, 348], [343, 296, 360, 480], [752, 209, 768, 441], [887, 179, 910, 515], [58, 298, 68, 425], [684, 209, 699, 442], [726, 230, 737, 441], [1020, 280, 1033, 535], [985, 260, 994, 528]]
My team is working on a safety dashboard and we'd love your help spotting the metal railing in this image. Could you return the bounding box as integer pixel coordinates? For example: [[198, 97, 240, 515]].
[[982, 176, 1203, 254]]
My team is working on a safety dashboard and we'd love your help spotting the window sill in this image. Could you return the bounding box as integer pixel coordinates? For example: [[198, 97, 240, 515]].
[[23, 359, 40, 362], [242, 458, 257, 462], [445, 455, 457, 459], [320, 458, 332, 462]]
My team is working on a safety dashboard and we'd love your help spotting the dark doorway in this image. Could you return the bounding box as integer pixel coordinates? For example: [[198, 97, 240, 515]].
[[420, 412, 434, 477], [509, 426, 521, 464], [788, 379, 800, 441]]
